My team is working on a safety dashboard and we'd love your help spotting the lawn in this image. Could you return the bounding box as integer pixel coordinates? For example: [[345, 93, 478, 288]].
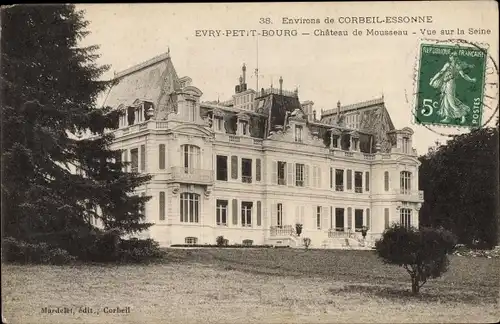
[[2, 248, 499, 324]]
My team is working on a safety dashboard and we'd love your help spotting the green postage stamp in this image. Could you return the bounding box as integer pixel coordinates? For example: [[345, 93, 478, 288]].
[[414, 42, 487, 128]]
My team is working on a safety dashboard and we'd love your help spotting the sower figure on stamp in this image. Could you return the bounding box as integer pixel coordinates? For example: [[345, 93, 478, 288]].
[[429, 51, 476, 124]]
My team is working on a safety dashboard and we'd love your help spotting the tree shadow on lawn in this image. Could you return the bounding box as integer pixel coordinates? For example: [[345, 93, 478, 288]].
[[328, 283, 496, 304]]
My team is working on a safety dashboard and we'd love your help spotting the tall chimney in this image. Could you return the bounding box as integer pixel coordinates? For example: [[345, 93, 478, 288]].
[[242, 63, 246, 84], [279, 76, 283, 95]]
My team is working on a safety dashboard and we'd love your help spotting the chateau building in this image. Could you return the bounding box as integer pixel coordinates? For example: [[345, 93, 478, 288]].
[[102, 51, 424, 248]]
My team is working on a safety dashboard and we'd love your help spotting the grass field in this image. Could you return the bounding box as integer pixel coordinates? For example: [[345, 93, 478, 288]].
[[2, 248, 499, 324]]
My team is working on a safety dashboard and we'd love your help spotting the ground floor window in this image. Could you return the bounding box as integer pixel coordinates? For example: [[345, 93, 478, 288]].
[[185, 237, 198, 245], [241, 201, 253, 227], [180, 193, 200, 223], [355, 209, 363, 232], [216, 200, 228, 226], [400, 208, 412, 229], [335, 208, 345, 231]]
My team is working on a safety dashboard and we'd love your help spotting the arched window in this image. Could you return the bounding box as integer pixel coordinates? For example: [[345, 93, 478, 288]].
[[400, 171, 412, 194], [180, 193, 200, 223], [180, 145, 200, 173]]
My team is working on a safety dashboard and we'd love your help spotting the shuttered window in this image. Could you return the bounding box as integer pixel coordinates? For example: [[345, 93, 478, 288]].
[[384, 171, 390, 192], [256, 159, 261, 182], [159, 144, 166, 170], [365, 172, 370, 191], [366, 208, 371, 230], [231, 156, 238, 179], [140, 144, 146, 172], [384, 208, 390, 228], [232, 199, 238, 225], [159, 191, 165, 220]]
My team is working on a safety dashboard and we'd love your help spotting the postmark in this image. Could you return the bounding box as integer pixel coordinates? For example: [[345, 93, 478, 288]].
[[410, 39, 498, 136]]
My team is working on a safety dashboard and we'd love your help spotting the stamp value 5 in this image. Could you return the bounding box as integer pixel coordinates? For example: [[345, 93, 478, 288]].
[[415, 43, 487, 128]]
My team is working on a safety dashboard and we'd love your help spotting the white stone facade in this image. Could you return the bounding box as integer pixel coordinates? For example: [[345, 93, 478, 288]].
[[104, 52, 423, 249]]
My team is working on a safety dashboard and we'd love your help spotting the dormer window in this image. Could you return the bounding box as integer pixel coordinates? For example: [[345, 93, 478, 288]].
[[240, 120, 249, 136], [294, 125, 303, 143], [127, 106, 135, 126], [402, 137, 410, 154], [332, 136, 339, 148], [187, 100, 196, 122], [214, 116, 224, 132]]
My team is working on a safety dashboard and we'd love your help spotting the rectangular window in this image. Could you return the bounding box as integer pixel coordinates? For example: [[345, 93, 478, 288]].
[[316, 206, 322, 229], [277, 161, 287, 185], [241, 202, 253, 227], [384, 171, 390, 192], [346, 169, 353, 190], [355, 209, 363, 231], [400, 208, 412, 228], [182, 145, 200, 172], [365, 172, 370, 191], [216, 155, 228, 181], [159, 144, 166, 170], [335, 169, 344, 191], [216, 200, 228, 226], [295, 125, 303, 142], [402, 137, 410, 154], [159, 191, 165, 220], [296, 163, 305, 186], [335, 208, 345, 231], [400, 171, 412, 195], [180, 193, 200, 223], [214, 117, 224, 132], [354, 171, 363, 193], [187, 100, 196, 121], [384, 208, 390, 228], [277, 203, 283, 227], [240, 121, 249, 136], [241, 158, 252, 183], [130, 148, 139, 172], [140, 144, 146, 172], [231, 155, 238, 179], [256, 159, 262, 182]]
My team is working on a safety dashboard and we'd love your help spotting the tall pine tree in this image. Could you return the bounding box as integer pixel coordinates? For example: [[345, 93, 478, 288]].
[[1, 5, 153, 253]]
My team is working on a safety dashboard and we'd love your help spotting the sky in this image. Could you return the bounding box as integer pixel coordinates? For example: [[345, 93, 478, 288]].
[[77, 2, 499, 155]]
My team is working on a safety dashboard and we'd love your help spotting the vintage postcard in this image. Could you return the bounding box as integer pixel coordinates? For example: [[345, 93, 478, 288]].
[[1, 1, 499, 324]]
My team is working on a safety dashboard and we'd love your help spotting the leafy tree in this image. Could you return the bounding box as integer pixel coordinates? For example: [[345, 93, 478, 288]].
[[375, 224, 457, 295], [418, 124, 499, 248], [1, 5, 153, 258]]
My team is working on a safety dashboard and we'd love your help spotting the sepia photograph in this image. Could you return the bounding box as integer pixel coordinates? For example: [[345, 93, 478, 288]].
[[1, 2, 499, 323]]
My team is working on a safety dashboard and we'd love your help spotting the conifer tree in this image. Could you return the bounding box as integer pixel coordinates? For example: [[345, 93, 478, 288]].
[[1, 5, 153, 252]]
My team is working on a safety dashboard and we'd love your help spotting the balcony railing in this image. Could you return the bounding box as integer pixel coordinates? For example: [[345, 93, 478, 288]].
[[168, 167, 214, 184], [278, 178, 287, 185], [242, 176, 252, 183], [328, 229, 355, 238], [335, 185, 344, 191], [270, 225, 297, 237], [354, 187, 363, 193]]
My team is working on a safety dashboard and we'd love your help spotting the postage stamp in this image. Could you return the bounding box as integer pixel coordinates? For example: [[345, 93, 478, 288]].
[[414, 42, 487, 128]]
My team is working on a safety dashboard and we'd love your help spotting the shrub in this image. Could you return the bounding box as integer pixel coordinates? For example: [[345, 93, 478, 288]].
[[295, 223, 303, 237], [375, 224, 457, 295], [303, 237, 311, 249], [242, 239, 253, 246], [2, 237, 75, 265], [117, 238, 165, 263], [216, 236, 225, 246]]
